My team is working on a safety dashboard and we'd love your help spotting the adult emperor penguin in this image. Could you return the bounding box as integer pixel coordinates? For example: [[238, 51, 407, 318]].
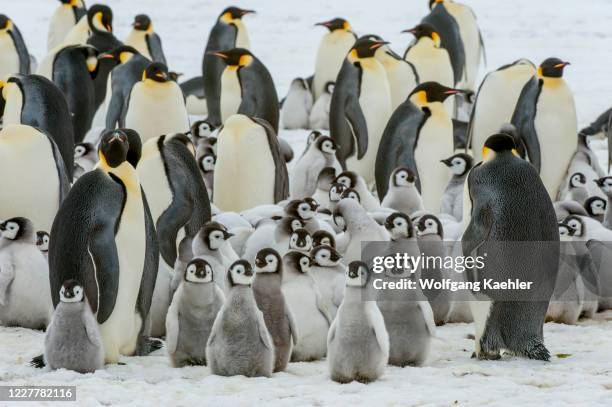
[[202, 7, 255, 127], [211, 48, 280, 132], [328, 261, 389, 383], [312, 18, 357, 101], [467, 59, 536, 162], [214, 114, 289, 212], [511, 58, 577, 199], [1, 74, 75, 177], [375, 82, 462, 213], [330, 36, 392, 184], [124, 14, 166, 64], [124, 62, 190, 143], [44, 279, 105, 373], [0, 124, 70, 232], [207, 259, 274, 378], [48, 0, 87, 51], [85, 4, 121, 52], [0, 15, 30, 78], [48, 129, 159, 364], [462, 134, 558, 360]]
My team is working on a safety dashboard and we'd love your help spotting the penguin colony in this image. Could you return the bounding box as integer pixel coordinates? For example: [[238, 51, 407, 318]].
[[0, 0, 610, 385]]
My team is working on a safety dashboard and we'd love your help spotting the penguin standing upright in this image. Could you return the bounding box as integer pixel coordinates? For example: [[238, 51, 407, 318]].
[[312, 18, 356, 101], [330, 36, 392, 184], [48, 0, 87, 51], [375, 82, 462, 213], [281, 78, 313, 130], [214, 114, 289, 212], [1, 74, 75, 177], [309, 81, 334, 130], [0, 15, 30, 79], [440, 153, 473, 221], [48, 129, 159, 364], [124, 14, 166, 64], [124, 62, 190, 143], [511, 58, 577, 199], [463, 134, 558, 360], [380, 167, 425, 216], [290, 136, 340, 199], [202, 7, 254, 127], [211, 48, 280, 132]]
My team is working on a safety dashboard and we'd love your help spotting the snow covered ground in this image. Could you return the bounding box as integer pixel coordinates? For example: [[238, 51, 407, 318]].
[[2, 0, 612, 405]]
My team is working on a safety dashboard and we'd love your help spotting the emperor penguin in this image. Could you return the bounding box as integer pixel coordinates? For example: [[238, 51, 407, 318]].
[[381, 167, 425, 217], [124, 62, 190, 143], [309, 245, 345, 320], [0, 217, 53, 329], [36, 231, 50, 260], [214, 114, 289, 212], [595, 176, 612, 228], [287, 228, 313, 255], [206, 259, 274, 378], [44, 279, 105, 373], [312, 167, 338, 210], [467, 59, 536, 163], [330, 36, 392, 185], [73, 142, 97, 179], [210, 48, 280, 132], [281, 78, 313, 130], [197, 147, 216, 199], [328, 261, 389, 383], [253, 248, 298, 372], [0, 15, 30, 78], [1, 75, 75, 177], [85, 4, 121, 53], [281, 251, 331, 362], [191, 221, 238, 281], [202, 7, 255, 127], [584, 196, 606, 224], [47, 0, 87, 51], [166, 258, 225, 367], [462, 134, 559, 360], [564, 172, 589, 204], [190, 119, 217, 148], [375, 82, 462, 213], [312, 18, 357, 101], [124, 14, 166, 64], [242, 216, 305, 263], [511, 58, 577, 200], [313, 230, 336, 248], [440, 153, 473, 221], [48, 129, 160, 364], [290, 136, 341, 199], [0, 124, 70, 231], [334, 171, 380, 212], [309, 81, 334, 130]]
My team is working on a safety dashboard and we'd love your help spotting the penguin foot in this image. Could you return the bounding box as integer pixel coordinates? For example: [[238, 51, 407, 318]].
[[146, 337, 164, 353], [521, 340, 551, 361], [30, 354, 45, 368]]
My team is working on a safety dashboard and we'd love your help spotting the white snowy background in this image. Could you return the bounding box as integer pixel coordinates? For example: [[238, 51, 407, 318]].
[[1, 0, 612, 405]]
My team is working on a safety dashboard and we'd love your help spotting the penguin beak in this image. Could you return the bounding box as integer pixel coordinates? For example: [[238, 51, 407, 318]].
[[444, 88, 464, 95], [255, 257, 266, 268], [243, 268, 253, 277], [239, 9, 256, 17], [99, 53, 114, 60], [314, 20, 332, 28], [440, 158, 452, 166], [370, 41, 389, 50], [554, 61, 570, 69], [401, 27, 417, 35], [209, 51, 227, 59]]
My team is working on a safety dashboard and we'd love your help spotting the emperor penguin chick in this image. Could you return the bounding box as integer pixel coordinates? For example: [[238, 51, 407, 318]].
[[207, 260, 274, 377], [440, 153, 473, 221], [166, 258, 225, 367], [290, 135, 341, 199], [381, 167, 424, 216], [334, 171, 380, 212], [309, 81, 334, 130], [44, 279, 104, 373], [281, 78, 313, 130], [327, 261, 389, 383], [253, 249, 298, 372]]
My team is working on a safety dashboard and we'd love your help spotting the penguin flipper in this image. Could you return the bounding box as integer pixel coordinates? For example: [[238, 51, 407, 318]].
[[10, 26, 30, 74], [88, 221, 120, 325], [45, 132, 71, 201], [82, 308, 102, 347], [285, 302, 299, 345], [251, 117, 289, 203], [0, 263, 16, 306], [464, 70, 492, 154], [510, 76, 542, 172], [366, 302, 389, 356], [105, 89, 124, 130], [256, 309, 273, 349], [165, 287, 180, 354], [146, 33, 167, 65], [418, 300, 437, 338], [311, 278, 334, 325], [344, 96, 368, 160]]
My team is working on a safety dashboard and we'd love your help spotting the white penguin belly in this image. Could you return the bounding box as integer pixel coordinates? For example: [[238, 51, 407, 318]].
[[345, 61, 392, 185], [469, 299, 492, 356], [385, 61, 418, 110], [0, 34, 20, 78], [313, 31, 355, 100], [446, 3, 481, 91], [0, 126, 60, 231], [535, 82, 578, 200], [125, 82, 190, 143], [220, 69, 242, 123], [414, 110, 453, 213], [234, 22, 250, 49], [1, 82, 23, 125], [124, 31, 152, 60], [48, 6, 75, 51]]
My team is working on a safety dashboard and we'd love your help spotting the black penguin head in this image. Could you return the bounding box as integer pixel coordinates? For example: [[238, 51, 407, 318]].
[[441, 153, 473, 177], [255, 248, 282, 274], [585, 196, 606, 217], [60, 279, 85, 303], [98, 45, 139, 64], [185, 258, 214, 284], [538, 58, 570, 78], [74, 142, 94, 159], [190, 120, 217, 139], [569, 172, 586, 189], [0, 15, 11, 31], [349, 37, 388, 59], [332, 206, 347, 232], [285, 199, 316, 220], [334, 171, 357, 189], [132, 14, 152, 31], [199, 149, 216, 173], [227, 259, 254, 287], [329, 182, 347, 202], [283, 251, 312, 274], [36, 231, 50, 252], [312, 230, 336, 248], [595, 176, 612, 194], [402, 23, 440, 46], [563, 215, 584, 237], [99, 129, 129, 168], [209, 48, 253, 68], [416, 214, 443, 239], [324, 81, 335, 94], [429, 0, 445, 9], [558, 223, 574, 238], [200, 221, 232, 250], [391, 167, 417, 187], [385, 212, 413, 240], [289, 228, 313, 252], [303, 197, 320, 212], [307, 130, 323, 147], [315, 136, 337, 155], [409, 81, 463, 105], [60, 0, 83, 5], [88, 4, 113, 33], [291, 77, 309, 91], [346, 261, 370, 287], [0, 217, 35, 243], [316, 167, 336, 190], [482, 133, 518, 162], [315, 17, 351, 32], [279, 216, 306, 235], [143, 62, 170, 82], [219, 6, 255, 22], [310, 244, 342, 267], [340, 188, 361, 203]]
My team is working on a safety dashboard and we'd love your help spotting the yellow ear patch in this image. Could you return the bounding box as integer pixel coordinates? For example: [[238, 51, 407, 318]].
[[414, 90, 428, 106], [431, 32, 441, 47], [119, 52, 132, 64], [537, 66, 543, 78], [343, 21, 351, 31], [220, 12, 233, 24], [97, 150, 109, 171], [511, 148, 519, 157], [239, 54, 253, 67], [482, 146, 490, 160]]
